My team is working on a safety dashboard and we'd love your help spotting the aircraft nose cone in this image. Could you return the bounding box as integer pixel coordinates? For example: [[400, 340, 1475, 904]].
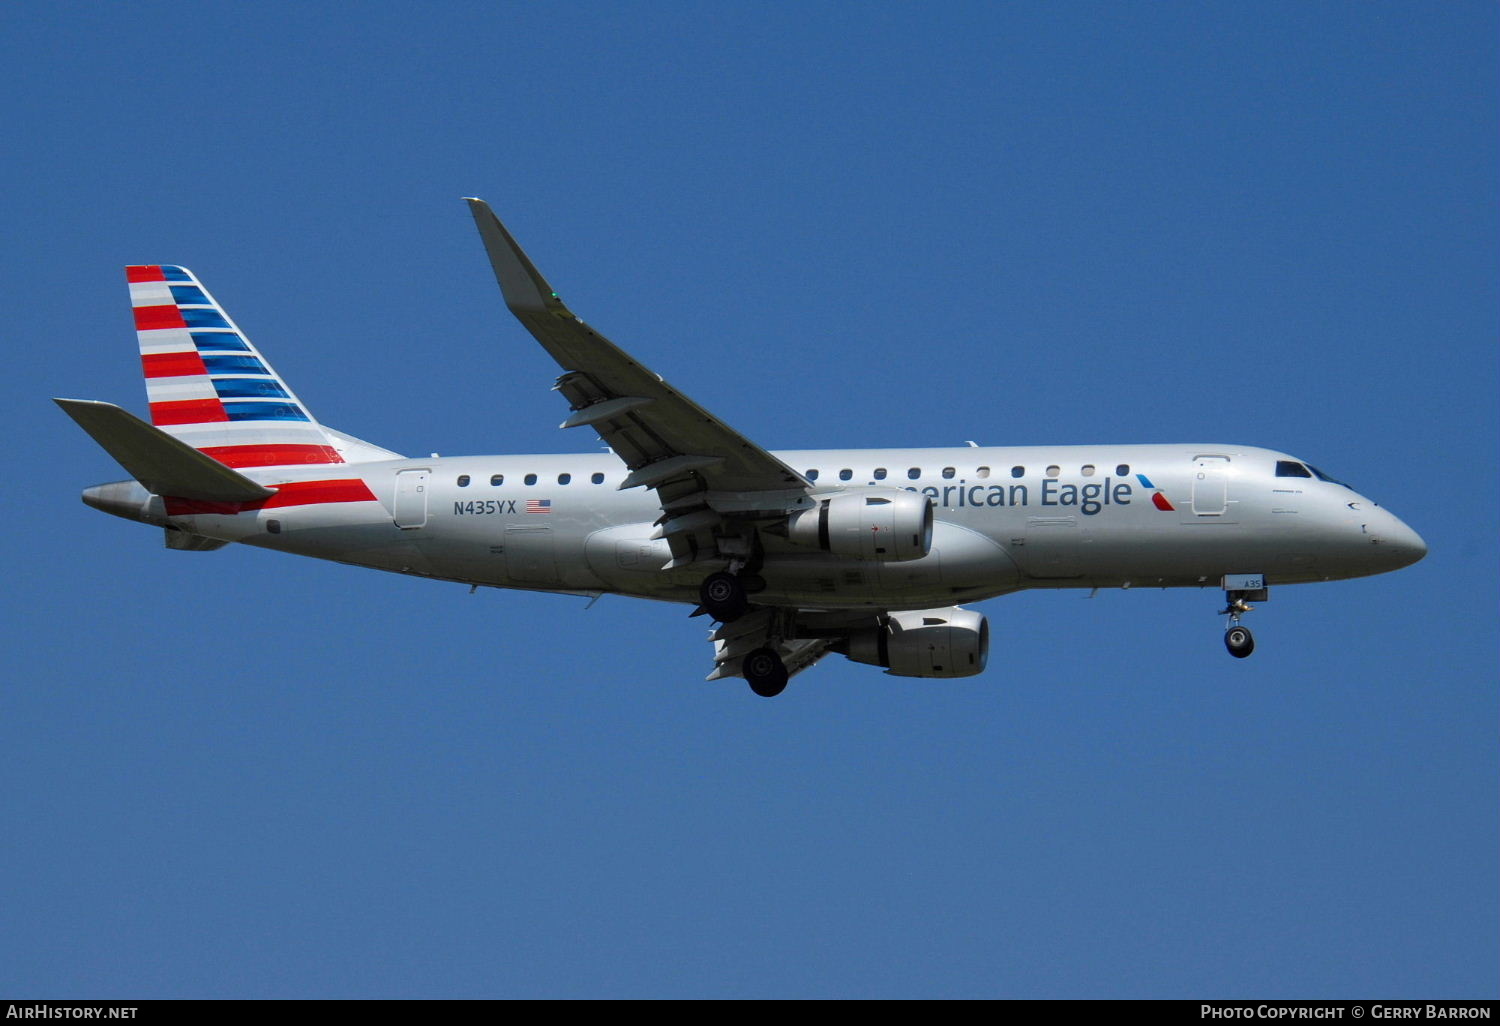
[[1379, 516, 1427, 569], [1364, 507, 1426, 571]]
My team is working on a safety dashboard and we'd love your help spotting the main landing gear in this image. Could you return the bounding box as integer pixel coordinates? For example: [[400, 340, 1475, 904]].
[[742, 646, 789, 698], [698, 568, 788, 697], [698, 551, 785, 695], [699, 571, 749, 622]]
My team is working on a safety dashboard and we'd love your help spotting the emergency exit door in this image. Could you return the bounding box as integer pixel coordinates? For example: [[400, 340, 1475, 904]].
[[393, 469, 430, 528], [1190, 455, 1229, 516]]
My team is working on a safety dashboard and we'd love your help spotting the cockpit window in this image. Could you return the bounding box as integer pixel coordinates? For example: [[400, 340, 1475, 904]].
[[1275, 460, 1312, 478], [1307, 465, 1351, 488]]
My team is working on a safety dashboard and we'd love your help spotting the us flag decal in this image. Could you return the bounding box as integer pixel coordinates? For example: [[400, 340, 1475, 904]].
[[525, 499, 552, 514]]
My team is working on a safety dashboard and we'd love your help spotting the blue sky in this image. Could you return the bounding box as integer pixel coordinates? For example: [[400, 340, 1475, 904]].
[[3, 1, 1495, 998]]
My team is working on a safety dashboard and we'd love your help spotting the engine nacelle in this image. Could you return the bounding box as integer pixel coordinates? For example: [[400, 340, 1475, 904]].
[[786, 488, 933, 562], [838, 607, 989, 678]]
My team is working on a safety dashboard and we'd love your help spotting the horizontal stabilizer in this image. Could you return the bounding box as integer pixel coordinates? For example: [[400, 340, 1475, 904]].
[[54, 398, 275, 503]]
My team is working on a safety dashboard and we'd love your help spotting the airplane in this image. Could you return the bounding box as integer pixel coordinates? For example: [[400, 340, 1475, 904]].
[[56, 198, 1428, 697]]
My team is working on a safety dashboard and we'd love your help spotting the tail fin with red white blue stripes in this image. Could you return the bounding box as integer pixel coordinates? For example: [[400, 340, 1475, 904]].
[[126, 265, 398, 470]]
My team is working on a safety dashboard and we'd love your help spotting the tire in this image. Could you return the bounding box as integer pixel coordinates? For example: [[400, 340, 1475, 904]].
[[1224, 625, 1255, 659], [700, 571, 748, 622], [743, 647, 788, 697]]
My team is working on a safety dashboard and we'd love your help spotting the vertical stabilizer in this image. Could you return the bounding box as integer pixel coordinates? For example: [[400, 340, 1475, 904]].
[[127, 265, 354, 471]]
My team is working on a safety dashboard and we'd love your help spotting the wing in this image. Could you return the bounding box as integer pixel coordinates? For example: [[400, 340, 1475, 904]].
[[465, 199, 812, 566]]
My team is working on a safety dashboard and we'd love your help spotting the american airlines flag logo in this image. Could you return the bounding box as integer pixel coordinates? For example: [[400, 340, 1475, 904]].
[[1136, 474, 1176, 511], [525, 499, 552, 514]]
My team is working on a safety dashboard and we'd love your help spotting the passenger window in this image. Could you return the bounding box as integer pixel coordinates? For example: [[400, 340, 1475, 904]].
[[976, 466, 990, 479], [558, 473, 571, 485], [1081, 464, 1095, 477], [839, 468, 852, 481], [941, 467, 955, 479], [591, 472, 604, 484], [1275, 461, 1313, 478], [457, 475, 470, 487], [907, 467, 921, 480], [524, 473, 537, 486], [806, 469, 819, 481], [1011, 466, 1024, 478], [1115, 464, 1130, 477], [1046, 465, 1060, 478], [490, 474, 504, 486], [873, 467, 887, 480]]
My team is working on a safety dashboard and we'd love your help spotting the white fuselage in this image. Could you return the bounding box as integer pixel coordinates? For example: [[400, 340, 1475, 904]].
[[90, 442, 1427, 611]]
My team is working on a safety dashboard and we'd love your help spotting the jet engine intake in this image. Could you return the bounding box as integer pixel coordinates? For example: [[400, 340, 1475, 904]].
[[835, 606, 989, 678], [786, 489, 932, 562]]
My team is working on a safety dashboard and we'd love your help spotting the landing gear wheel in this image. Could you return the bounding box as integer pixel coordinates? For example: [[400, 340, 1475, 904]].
[[743, 647, 788, 697], [700, 571, 749, 622], [1224, 625, 1255, 659]]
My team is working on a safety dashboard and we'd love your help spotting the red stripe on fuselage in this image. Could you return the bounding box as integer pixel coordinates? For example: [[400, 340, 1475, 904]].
[[150, 398, 229, 425], [164, 479, 376, 516], [263, 480, 375, 507], [199, 444, 344, 468], [126, 265, 166, 283], [142, 351, 209, 378], [133, 304, 187, 330], [1151, 491, 1175, 511]]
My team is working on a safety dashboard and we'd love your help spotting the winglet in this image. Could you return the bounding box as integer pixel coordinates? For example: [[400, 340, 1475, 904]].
[[54, 398, 275, 502], [463, 198, 568, 316]]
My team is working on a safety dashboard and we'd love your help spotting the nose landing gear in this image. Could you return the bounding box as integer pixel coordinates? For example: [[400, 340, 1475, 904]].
[[1223, 619, 1255, 658], [1218, 575, 1267, 659]]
